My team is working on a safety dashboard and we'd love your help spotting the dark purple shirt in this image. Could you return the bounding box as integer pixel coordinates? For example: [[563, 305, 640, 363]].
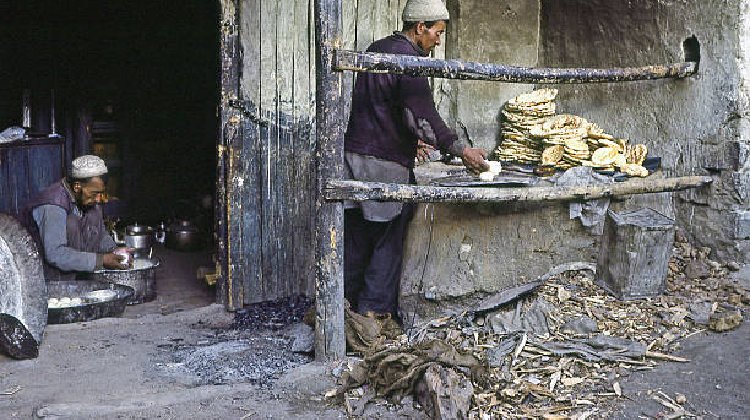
[[344, 33, 462, 169]]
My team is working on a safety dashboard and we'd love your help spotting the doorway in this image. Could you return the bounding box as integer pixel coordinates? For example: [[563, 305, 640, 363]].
[[0, 0, 221, 308]]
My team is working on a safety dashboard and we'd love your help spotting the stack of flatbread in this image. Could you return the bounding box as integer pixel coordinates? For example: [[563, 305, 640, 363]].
[[530, 114, 591, 169], [580, 125, 650, 176], [494, 89, 558, 164], [495, 89, 652, 177]]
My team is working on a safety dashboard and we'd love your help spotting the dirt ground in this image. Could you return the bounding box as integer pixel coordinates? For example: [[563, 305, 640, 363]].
[[606, 322, 749, 419], [0, 248, 747, 419], [603, 267, 750, 419]]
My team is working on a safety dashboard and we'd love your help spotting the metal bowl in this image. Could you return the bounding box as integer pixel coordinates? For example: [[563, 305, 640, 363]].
[[88, 258, 160, 305], [47, 281, 134, 324]]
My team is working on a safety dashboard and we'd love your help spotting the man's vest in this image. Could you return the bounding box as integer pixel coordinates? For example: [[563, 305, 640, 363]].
[[21, 179, 107, 281]]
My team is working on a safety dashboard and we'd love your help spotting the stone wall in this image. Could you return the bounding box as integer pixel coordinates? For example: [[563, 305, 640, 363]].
[[539, 0, 750, 262], [400, 0, 750, 323]]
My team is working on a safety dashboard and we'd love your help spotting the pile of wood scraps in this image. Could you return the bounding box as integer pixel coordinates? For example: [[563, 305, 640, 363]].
[[332, 230, 748, 418]]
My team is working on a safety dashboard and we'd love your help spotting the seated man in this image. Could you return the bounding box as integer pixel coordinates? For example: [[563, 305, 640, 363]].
[[22, 155, 129, 281]]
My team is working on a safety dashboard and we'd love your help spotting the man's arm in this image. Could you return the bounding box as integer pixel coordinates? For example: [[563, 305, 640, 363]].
[[98, 217, 117, 253], [401, 76, 460, 154], [401, 76, 488, 172], [32, 205, 100, 271]]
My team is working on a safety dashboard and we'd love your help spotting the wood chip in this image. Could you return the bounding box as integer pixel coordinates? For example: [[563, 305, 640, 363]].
[[561, 377, 584, 386], [0, 385, 21, 396], [645, 351, 689, 362]]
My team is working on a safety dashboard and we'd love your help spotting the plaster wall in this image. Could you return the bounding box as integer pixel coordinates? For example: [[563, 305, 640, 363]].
[[441, 0, 541, 150]]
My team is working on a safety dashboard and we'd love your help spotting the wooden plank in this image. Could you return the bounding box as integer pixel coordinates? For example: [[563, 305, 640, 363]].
[[339, 0, 357, 222], [0, 147, 10, 213], [226, 116, 245, 308], [227, 0, 242, 307], [237, 0, 263, 305], [355, 0, 373, 51], [314, 0, 346, 361], [289, 0, 301, 297], [27, 143, 62, 201], [306, 0, 317, 298], [276, 1, 294, 299], [9, 148, 26, 214], [240, 111, 263, 303], [389, 0, 400, 34], [324, 176, 714, 203], [239, 1, 260, 104], [333, 50, 698, 83], [301, 0, 316, 298], [371, 0, 388, 40], [260, 0, 279, 302], [218, 0, 241, 309]]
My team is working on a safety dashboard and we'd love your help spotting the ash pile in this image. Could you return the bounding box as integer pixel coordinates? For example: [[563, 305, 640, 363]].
[[332, 230, 749, 418], [156, 295, 315, 388]]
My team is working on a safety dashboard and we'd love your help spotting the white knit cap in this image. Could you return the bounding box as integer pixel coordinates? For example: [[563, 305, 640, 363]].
[[70, 155, 108, 179], [402, 0, 450, 22]]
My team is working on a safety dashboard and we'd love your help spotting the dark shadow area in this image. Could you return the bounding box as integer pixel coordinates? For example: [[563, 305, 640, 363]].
[[683, 35, 701, 72], [0, 0, 220, 229]]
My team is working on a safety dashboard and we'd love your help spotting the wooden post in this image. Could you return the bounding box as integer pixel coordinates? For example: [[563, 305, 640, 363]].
[[216, 0, 241, 309], [314, 0, 346, 360]]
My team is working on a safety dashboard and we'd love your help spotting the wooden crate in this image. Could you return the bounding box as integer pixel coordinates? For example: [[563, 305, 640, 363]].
[[597, 208, 675, 300]]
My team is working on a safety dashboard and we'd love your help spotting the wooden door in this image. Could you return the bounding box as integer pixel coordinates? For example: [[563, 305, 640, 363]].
[[218, 0, 408, 309]]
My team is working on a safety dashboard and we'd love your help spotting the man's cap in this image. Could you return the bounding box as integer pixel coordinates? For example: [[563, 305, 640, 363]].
[[70, 155, 108, 179], [402, 0, 450, 22]]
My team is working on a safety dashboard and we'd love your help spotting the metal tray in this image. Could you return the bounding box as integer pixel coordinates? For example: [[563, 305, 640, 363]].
[[431, 173, 539, 188], [47, 281, 134, 324]]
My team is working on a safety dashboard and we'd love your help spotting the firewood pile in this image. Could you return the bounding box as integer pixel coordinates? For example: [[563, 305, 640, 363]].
[[333, 230, 749, 418], [494, 90, 651, 177]]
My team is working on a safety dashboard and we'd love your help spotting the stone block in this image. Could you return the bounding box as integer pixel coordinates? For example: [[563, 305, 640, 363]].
[[733, 210, 750, 239], [731, 171, 750, 203], [702, 141, 740, 171], [597, 208, 675, 300]]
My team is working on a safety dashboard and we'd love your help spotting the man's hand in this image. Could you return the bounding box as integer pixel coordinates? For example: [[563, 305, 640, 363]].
[[461, 147, 489, 174], [416, 139, 435, 163], [102, 252, 128, 270]]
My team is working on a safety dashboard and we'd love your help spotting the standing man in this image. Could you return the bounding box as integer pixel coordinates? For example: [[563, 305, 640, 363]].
[[22, 155, 130, 281], [344, 0, 488, 320]]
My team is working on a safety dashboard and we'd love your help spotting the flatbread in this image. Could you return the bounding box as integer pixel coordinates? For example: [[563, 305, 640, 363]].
[[541, 145, 564, 165], [622, 163, 649, 177], [591, 147, 619, 166]]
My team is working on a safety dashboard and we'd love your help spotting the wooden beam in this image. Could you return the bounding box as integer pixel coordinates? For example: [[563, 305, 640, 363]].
[[216, 0, 241, 309], [333, 50, 697, 84], [314, 0, 346, 361], [324, 176, 713, 203]]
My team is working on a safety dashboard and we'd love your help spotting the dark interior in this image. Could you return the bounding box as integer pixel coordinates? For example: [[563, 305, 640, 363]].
[[0, 0, 220, 230]]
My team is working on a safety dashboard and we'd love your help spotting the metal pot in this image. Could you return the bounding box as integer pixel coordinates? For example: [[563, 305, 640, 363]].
[[88, 258, 160, 305], [47, 280, 134, 324], [124, 224, 153, 258], [165, 220, 201, 252]]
